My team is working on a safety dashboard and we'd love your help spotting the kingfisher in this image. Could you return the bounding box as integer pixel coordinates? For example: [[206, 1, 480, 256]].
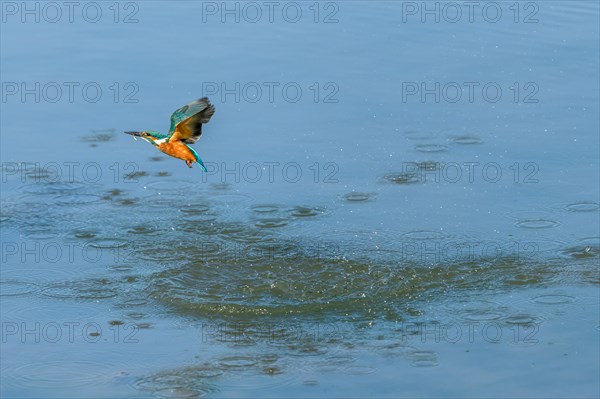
[[125, 98, 215, 170]]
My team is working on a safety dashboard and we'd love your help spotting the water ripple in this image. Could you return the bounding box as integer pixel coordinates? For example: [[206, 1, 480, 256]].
[[290, 206, 325, 218], [381, 173, 420, 185], [514, 219, 559, 229], [7, 360, 117, 390], [343, 192, 376, 202], [251, 204, 282, 214], [255, 218, 289, 228], [144, 180, 195, 191], [0, 279, 39, 296], [133, 364, 219, 398], [41, 278, 120, 300], [565, 202, 599, 213], [414, 144, 448, 153], [530, 294, 577, 305], [450, 135, 483, 145]]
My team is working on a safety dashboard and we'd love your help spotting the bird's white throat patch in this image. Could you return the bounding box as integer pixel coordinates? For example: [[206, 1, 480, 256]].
[[154, 138, 168, 145]]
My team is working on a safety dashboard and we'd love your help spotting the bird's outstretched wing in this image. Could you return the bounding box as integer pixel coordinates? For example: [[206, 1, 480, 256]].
[[168, 98, 215, 144]]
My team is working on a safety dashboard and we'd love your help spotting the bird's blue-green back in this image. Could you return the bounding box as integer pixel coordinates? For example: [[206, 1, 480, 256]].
[[142, 130, 168, 146], [146, 130, 168, 139]]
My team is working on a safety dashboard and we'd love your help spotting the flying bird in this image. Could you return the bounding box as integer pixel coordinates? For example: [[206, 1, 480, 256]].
[[125, 98, 215, 170]]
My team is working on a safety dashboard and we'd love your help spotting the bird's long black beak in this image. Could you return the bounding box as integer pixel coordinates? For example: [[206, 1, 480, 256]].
[[124, 131, 143, 137]]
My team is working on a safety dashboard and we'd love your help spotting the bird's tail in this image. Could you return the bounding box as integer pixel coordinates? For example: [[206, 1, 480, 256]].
[[186, 144, 207, 172]]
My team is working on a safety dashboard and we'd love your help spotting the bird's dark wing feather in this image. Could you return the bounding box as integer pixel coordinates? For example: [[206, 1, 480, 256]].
[[168, 98, 215, 144]]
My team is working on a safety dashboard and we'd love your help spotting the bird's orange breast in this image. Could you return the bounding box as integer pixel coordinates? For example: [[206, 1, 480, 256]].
[[157, 142, 195, 162]]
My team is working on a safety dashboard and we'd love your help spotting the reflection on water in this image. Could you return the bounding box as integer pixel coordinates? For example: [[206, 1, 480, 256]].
[[1, 166, 598, 396], [2, 155, 599, 398]]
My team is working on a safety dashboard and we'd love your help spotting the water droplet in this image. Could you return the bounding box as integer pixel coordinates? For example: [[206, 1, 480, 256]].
[[560, 244, 599, 259]]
